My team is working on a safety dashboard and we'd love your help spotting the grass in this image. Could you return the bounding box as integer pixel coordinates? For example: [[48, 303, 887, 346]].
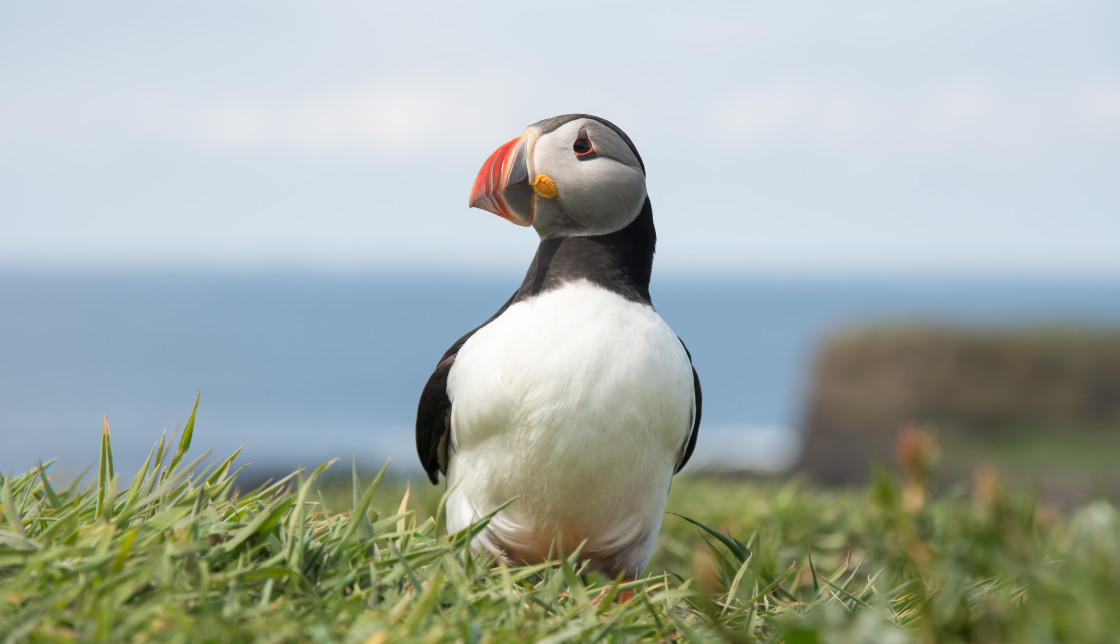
[[2, 396, 1119, 642]]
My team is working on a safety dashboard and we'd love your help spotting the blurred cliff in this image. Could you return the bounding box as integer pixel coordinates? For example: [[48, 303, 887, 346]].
[[796, 327, 1120, 503]]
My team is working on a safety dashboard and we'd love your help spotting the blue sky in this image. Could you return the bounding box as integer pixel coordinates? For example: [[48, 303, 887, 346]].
[[2, 1, 1118, 276]]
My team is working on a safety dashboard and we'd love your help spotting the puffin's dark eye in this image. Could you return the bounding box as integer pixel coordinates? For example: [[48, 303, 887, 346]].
[[573, 131, 594, 158]]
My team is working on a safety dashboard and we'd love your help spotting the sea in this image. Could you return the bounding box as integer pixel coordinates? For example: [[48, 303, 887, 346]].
[[2, 271, 1119, 479]]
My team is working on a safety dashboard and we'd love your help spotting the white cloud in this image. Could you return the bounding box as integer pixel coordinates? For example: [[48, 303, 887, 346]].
[[196, 79, 508, 156], [928, 81, 996, 128], [1080, 83, 1120, 133], [708, 77, 1120, 165]]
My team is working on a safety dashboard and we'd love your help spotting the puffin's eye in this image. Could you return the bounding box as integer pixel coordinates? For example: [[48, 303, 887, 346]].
[[573, 131, 594, 158]]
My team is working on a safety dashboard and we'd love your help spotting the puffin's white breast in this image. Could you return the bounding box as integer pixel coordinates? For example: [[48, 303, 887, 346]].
[[444, 280, 694, 562]]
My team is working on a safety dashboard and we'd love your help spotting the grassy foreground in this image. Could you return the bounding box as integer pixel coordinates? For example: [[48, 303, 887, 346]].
[[2, 400, 1119, 643]]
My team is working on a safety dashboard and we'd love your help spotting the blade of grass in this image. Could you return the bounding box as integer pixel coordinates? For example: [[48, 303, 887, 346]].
[[117, 443, 159, 522], [351, 455, 361, 512], [397, 483, 411, 535], [35, 460, 62, 508], [101, 473, 118, 522], [96, 416, 113, 520], [222, 496, 294, 553], [722, 551, 755, 615], [152, 430, 168, 472], [204, 446, 245, 487], [401, 575, 446, 632], [134, 450, 213, 509], [287, 458, 338, 572], [107, 527, 139, 577], [2, 474, 28, 540], [388, 541, 424, 594], [0, 529, 40, 551], [167, 391, 200, 473], [671, 513, 751, 564], [334, 461, 389, 559], [808, 547, 821, 594]]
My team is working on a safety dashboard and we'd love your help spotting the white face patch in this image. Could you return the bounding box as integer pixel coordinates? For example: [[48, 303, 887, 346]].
[[528, 119, 647, 238]]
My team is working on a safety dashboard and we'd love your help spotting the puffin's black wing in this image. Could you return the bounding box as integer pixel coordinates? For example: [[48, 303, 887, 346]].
[[415, 351, 456, 485], [416, 294, 517, 485], [675, 339, 702, 473]]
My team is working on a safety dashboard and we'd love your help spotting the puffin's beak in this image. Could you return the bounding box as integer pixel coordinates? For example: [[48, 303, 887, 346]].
[[469, 134, 534, 226]]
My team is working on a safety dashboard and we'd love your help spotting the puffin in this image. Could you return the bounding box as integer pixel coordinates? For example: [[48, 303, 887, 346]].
[[415, 114, 700, 580]]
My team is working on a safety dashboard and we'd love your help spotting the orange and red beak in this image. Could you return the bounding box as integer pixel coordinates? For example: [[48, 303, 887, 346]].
[[469, 134, 535, 226]]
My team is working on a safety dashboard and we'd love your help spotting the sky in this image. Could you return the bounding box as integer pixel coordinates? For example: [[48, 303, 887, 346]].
[[1, 1, 1118, 277]]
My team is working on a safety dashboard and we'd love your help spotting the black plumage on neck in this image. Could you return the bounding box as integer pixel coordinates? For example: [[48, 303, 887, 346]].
[[514, 198, 656, 305]]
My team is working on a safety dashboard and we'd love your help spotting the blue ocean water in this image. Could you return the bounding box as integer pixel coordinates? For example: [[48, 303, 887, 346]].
[[2, 271, 1118, 478]]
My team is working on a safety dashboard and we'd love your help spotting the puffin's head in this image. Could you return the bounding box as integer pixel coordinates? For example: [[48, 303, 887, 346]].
[[468, 114, 647, 239]]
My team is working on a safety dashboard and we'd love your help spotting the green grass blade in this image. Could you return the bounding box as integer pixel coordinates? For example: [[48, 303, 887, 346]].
[[35, 460, 62, 508], [808, 547, 821, 594], [287, 459, 338, 571], [205, 445, 245, 487], [723, 551, 755, 614], [2, 474, 28, 540], [351, 455, 361, 511], [223, 496, 295, 553], [671, 513, 751, 564], [96, 415, 112, 520], [118, 443, 158, 520], [101, 473, 118, 522], [0, 529, 40, 550], [134, 450, 213, 509], [335, 461, 389, 559], [167, 391, 200, 473], [152, 429, 168, 471]]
